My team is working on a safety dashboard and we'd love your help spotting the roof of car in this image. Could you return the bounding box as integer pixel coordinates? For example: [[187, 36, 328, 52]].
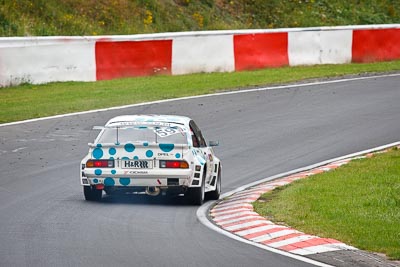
[[105, 115, 192, 127]]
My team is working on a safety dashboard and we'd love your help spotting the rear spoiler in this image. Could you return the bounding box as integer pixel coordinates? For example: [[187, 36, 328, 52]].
[[88, 142, 189, 149]]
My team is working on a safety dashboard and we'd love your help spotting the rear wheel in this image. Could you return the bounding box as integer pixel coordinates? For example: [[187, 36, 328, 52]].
[[207, 167, 221, 200], [186, 171, 205, 205], [83, 186, 102, 201]]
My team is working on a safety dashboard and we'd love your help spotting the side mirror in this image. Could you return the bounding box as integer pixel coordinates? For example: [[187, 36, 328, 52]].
[[209, 140, 219, 147]]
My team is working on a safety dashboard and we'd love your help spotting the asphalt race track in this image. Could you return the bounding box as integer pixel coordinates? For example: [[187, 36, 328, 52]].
[[1, 74, 399, 267]]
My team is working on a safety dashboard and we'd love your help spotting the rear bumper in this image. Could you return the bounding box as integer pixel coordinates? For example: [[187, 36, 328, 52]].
[[82, 176, 191, 187]]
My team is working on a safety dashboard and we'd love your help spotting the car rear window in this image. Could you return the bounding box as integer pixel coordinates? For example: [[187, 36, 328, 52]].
[[97, 126, 188, 145]]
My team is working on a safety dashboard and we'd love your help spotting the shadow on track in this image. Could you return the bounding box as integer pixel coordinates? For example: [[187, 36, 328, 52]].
[[91, 193, 199, 206]]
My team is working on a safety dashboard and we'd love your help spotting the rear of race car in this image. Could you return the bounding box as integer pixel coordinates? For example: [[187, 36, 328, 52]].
[[80, 118, 203, 201]]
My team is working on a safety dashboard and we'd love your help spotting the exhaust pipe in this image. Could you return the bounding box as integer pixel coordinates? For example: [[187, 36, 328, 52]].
[[145, 186, 161, 196]]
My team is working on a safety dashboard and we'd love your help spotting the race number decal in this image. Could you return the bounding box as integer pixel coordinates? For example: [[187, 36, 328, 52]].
[[154, 127, 180, 137]]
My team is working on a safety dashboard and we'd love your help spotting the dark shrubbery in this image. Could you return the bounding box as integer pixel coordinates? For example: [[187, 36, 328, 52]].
[[0, 0, 399, 36]]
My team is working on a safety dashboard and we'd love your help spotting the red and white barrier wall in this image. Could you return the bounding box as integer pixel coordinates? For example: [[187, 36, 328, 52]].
[[0, 25, 399, 86]]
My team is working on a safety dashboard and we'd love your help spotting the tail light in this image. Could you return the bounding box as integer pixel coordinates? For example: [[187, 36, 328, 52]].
[[86, 159, 114, 168], [159, 160, 189, 169]]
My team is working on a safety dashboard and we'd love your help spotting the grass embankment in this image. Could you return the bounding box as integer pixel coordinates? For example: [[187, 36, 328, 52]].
[[1, 60, 400, 124], [253, 148, 400, 260], [1, 0, 398, 36]]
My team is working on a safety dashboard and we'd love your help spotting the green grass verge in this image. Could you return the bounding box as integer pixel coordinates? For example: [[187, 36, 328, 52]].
[[1, 60, 400, 124], [253, 148, 400, 260]]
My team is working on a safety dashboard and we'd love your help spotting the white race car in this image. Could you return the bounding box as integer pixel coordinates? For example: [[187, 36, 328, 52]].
[[80, 115, 221, 205]]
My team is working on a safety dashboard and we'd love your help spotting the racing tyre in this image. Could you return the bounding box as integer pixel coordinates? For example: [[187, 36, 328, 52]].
[[187, 172, 205, 205], [207, 167, 221, 200], [83, 186, 102, 201]]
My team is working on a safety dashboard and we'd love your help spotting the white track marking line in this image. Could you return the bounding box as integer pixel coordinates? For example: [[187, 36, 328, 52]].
[[2, 73, 399, 127]]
